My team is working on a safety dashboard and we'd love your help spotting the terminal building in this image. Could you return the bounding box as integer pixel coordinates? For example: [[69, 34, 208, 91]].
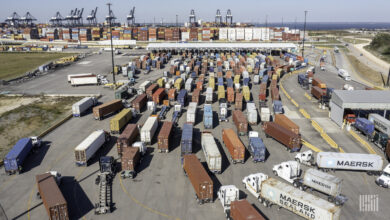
[[329, 90, 390, 126]]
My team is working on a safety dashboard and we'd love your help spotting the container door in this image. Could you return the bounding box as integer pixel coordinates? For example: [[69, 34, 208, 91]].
[[209, 157, 215, 170]]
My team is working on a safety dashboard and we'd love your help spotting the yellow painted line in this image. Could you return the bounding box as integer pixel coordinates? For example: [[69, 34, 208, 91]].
[[349, 130, 377, 154], [311, 120, 324, 134], [302, 139, 322, 152], [118, 176, 180, 220], [27, 184, 35, 220], [304, 92, 312, 100], [299, 108, 311, 119], [291, 99, 299, 108]]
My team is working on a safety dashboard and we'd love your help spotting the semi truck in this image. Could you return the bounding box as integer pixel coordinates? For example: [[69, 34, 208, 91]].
[[368, 113, 390, 136], [248, 131, 266, 163], [201, 132, 222, 174], [74, 130, 111, 166], [72, 97, 97, 117], [204, 104, 213, 129], [242, 173, 341, 220], [217, 185, 240, 218], [140, 116, 159, 145], [219, 102, 228, 122], [376, 164, 390, 188], [187, 102, 197, 123], [70, 75, 99, 86]]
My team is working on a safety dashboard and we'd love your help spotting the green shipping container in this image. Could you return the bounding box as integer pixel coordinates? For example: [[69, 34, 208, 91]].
[[110, 108, 132, 134]]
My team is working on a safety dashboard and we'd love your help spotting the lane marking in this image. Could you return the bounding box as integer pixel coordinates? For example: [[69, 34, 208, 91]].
[[302, 139, 322, 152], [118, 176, 180, 220], [27, 185, 35, 220]]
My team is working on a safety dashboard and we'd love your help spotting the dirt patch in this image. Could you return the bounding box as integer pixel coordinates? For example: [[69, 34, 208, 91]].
[[0, 96, 81, 159], [346, 54, 384, 86]]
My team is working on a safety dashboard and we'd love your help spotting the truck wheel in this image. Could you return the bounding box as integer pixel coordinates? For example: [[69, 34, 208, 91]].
[[335, 200, 341, 206], [273, 171, 278, 176], [299, 185, 305, 191], [263, 200, 268, 207], [293, 182, 299, 188]]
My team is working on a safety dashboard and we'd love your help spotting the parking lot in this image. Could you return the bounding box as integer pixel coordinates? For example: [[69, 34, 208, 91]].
[[0, 49, 389, 220]]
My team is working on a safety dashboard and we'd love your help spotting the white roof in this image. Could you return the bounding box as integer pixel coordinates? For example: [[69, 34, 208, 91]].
[[146, 42, 298, 50], [331, 90, 390, 109], [75, 130, 104, 151], [98, 40, 136, 46], [202, 133, 221, 157], [141, 116, 158, 131]]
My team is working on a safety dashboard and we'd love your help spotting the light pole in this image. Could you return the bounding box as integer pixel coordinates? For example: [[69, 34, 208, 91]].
[[302, 10, 308, 58], [107, 3, 116, 85]]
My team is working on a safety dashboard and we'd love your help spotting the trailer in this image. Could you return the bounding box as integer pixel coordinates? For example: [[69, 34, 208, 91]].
[[138, 80, 151, 93], [217, 185, 240, 218], [187, 102, 197, 123], [120, 147, 141, 179], [181, 123, 193, 156], [242, 173, 341, 220], [368, 113, 390, 136], [203, 104, 213, 129], [67, 73, 93, 82], [233, 110, 248, 136], [177, 89, 188, 107], [201, 132, 222, 174], [206, 87, 213, 103], [110, 108, 132, 134], [248, 132, 266, 163], [219, 102, 228, 122], [230, 199, 265, 220], [74, 130, 110, 166], [263, 122, 301, 152], [354, 117, 375, 137], [93, 99, 123, 120], [72, 97, 97, 117], [246, 102, 258, 125], [157, 121, 173, 153], [71, 75, 99, 86], [116, 124, 139, 156], [260, 106, 270, 123], [4, 138, 34, 174], [222, 129, 245, 164], [140, 116, 159, 145]]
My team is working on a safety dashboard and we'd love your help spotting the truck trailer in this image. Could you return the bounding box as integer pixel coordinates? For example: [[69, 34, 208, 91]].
[[201, 132, 222, 174], [74, 130, 110, 166]]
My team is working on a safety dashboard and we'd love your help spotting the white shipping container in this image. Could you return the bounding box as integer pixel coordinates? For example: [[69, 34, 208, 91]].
[[302, 168, 342, 198], [236, 28, 245, 40], [71, 76, 98, 86], [185, 78, 193, 92], [228, 28, 236, 41], [244, 28, 253, 41], [67, 73, 94, 82], [261, 178, 340, 220], [260, 107, 270, 122], [316, 152, 384, 171], [368, 113, 390, 136], [201, 132, 222, 173], [186, 102, 197, 123], [74, 130, 107, 166], [246, 102, 258, 125], [182, 32, 190, 41], [219, 28, 228, 40], [139, 81, 151, 92], [253, 28, 262, 40], [141, 116, 158, 144], [206, 87, 213, 103], [72, 97, 97, 117]]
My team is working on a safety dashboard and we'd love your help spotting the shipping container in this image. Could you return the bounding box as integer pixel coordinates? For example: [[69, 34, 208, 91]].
[[192, 89, 201, 104], [201, 132, 222, 173], [146, 84, 158, 98], [157, 121, 173, 153], [185, 78, 193, 92], [311, 86, 326, 100], [271, 87, 280, 101], [263, 122, 301, 152], [246, 102, 258, 125], [312, 78, 326, 89], [187, 102, 198, 123], [132, 94, 147, 113], [203, 104, 213, 129], [174, 78, 183, 90], [121, 147, 140, 178], [4, 138, 33, 174], [206, 87, 213, 103], [354, 117, 375, 136], [183, 154, 213, 203], [139, 81, 152, 92], [368, 113, 390, 136], [152, 88, 166, 105], [93, 99, 123, 120], [274, 114, 300, 135], [222, 128, 245, 163], [70, 75, 98, 86], [218, 85, 225, 100], [235, 93, 243, 110], [242, 86, 250, 102], [74, 130, 110, 166], [249, 135, 266, 163], [177, 89, 188, 107], [140, 116, 159, 144], [36, 173, 69, 220], [230, 199, 265, 220], [110, 108, 132, 134], [233, 110, 248, 136], [227, 87, 235, 103], [316, 152, 384, 172], [181, 123, 193, 156], [117, 124, 139, 155], [168, 88, 176, 101], [72, 97, 97, 117]]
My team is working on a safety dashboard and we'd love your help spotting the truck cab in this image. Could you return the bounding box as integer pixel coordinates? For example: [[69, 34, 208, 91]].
[[217, 185, 239, 216], [219, 102, 228, 122], [272, 161, 301, 184], [248, 131, 266, 162], [338, 69, 351, 81], [344, 113, 356, 124], [295, 150, 316, 166], [99, 156, 116, 176], [132, 141, 147, 155], [242, 173, 268, 199], [376, 164, 390, 188], [31, 136, 41, 148]]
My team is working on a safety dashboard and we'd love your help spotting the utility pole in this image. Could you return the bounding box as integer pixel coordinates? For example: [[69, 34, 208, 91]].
[[176, 15, 178, 27], [302, 10, 308, 58], [282, 17, 284, 26], [107, 3, 115, 85]]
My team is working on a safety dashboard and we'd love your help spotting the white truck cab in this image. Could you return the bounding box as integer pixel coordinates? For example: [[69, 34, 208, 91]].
[[147, 101, 156, 113], [217, 185, 239, 216], [272, 161, 301, 184], [249, 131, 259, 138], [219, 103, 228, 122], [295, 150, 316, 166], [338, 69, 351, 81], [242, 173, 268, 200], [132, 141, 147, 155], [376, 164, 390, 188], [31, 136, 42, 148]]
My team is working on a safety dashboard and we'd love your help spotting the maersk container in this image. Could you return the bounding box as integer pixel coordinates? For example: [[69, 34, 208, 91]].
[[206, 87, 213, 103], [177, 89, 188, 107], [187, 102, 197, 123], [140, 116, 159, 145], [246, 102, 258, 125], [273, 100, 283, 114], [249, 137, 266, 162], [201, 132, 222, 173], [72, 97, 97, 117], [4, 138, 33, 174], [302, 168, 343, 199], [260, 177, 341, 220], [181, 123, 193, 156], [74, 130, 109, 166], [316, 152, 384, 172], [204, 104, 213, 129], [185, 78, 193, 92], [368, 113, 390, 136], [354, 117, 375, 136]]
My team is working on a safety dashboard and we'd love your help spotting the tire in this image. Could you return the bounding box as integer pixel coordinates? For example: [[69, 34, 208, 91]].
[[293, 181, 299, 188], [263, 200, 268, 207], [273, 170, 278, 176], [299, 185, 305, 191]]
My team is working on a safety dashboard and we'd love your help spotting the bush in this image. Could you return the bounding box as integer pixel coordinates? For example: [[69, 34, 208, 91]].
[[369, 33, 390, 55]]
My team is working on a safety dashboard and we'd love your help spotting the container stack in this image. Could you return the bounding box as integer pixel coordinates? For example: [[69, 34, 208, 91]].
[[79, 28, 91, 42], [148, 28, 157, 41], [138, 27, 148, 41]]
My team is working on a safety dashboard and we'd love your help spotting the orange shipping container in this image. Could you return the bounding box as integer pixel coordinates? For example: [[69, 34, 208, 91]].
[[152, 88, 166, 104], [222, 129, 245, 163], [227, 87, 235, 103]]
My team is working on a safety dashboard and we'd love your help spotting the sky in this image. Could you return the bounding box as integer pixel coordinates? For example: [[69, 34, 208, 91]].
[[2, 0, 390, 24]]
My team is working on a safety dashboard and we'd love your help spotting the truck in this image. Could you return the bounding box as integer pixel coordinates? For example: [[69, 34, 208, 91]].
[[242, 173, 341, 220], [172, 104, 182, 126], [217, 185, 240, 218], [72, 97, 97, 117], [95, 156, 116, 214], [274, 114, 300, 135], [260, 106, 270, 123], [93, 99, 123, 120], [132, 94, 147, 113], [36, 173, 69, 220], [368, 113, 390, 136], [116, 124, 139, 156], [233, 110, 248, 136], [338, 69, 351, 81], [120, 147, 141, 179], [204, 104, 213, 129], [230, 199, 265, 220], [157, 121, 173, 153], [235, 93, 243, 110], [74, 130, 111, 166], [110, 108, 132, 134], [67, 73, 93, 82], [146, 84, 158, 99], [183, 154, 214, 204], [201, 132, 222, 174], [140, 116, 159, 145], [181, 123, 193, 156], [263, 122, 301, 152], [272, 100, 283, 114], [187, 102, 197, 123], [222, 129, 245, 164], [273, 161, 348, 205], [4, 137, 41, 175], [298, 74, 309, 89], [206, 87, 213, 103], [248, 131, 266, 163], [185, 78, 193, 92], [354, 117, 375, 137], [246, 102, 258, 125], [376, 164, 390, 188], [218, 85, 225, 100], [138, 81, 151, 93], [70, 75, 99, 86], [219, 102, 228, 122], [177, 89, 188, 107]]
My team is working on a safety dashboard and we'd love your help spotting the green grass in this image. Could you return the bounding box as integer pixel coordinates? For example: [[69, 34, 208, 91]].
[[342, 38, 369, 44], [364, 45, 390, 64], [346, 54, 384, 85], [0, 52, 76, 80]]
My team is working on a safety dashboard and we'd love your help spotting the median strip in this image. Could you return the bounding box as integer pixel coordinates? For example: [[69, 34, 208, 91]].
[[348, 130, 377, 154]]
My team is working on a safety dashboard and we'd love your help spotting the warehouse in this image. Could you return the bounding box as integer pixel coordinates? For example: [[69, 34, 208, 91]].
[[329, 90, 390, 126], [146, 42, 298, 52]]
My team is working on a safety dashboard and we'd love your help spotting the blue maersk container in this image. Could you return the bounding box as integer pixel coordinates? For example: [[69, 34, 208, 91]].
[[355, 118, 375, 136], [4, 138, 33, 174], [227, 78, 233, 88], [177, 89, 187, 107], [181, 123, 193, 156], [249, 137, 266, 162], [203, 104, 213, 129], [273, 100, 283, 114], [218, 77, 224, 86]]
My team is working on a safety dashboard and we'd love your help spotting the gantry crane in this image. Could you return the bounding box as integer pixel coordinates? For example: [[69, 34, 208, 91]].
[[20, 12, 36, 27], [5, 12, 21, 27], [189, 9, 196, 25], [226, 9, 233, 26], [50, 12, 64, 27], [87, 7, 98, 26], [127, 6, 135, 26]]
